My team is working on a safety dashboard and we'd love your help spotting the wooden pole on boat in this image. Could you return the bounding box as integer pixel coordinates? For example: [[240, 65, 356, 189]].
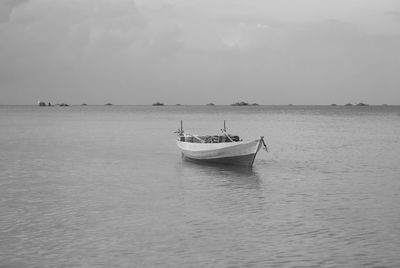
[[180, 120, 183, 132], [221, 129, 234, 142], [221, 120, 234, 142]]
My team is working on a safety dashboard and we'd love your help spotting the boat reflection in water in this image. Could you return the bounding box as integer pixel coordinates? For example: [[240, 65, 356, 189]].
[[178, 159, 262, 190]]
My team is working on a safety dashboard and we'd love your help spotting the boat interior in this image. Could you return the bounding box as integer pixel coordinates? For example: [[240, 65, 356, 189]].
[[179, 134, 241, 143], [176, 120, 243, 143]]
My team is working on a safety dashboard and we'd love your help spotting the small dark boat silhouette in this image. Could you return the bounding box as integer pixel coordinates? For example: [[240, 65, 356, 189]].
[[231, 101, 249, 106], [356, 102, 368, 106]]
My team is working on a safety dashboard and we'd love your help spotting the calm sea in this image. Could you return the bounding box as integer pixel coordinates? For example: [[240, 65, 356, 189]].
[[1, 105, 400, 267]]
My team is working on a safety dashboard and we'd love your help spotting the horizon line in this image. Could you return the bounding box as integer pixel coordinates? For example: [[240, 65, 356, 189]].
[[0, 103, 399, 106]]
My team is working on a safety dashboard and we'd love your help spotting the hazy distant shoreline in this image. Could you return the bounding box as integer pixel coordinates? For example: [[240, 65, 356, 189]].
[[1, 104, 399, 106]]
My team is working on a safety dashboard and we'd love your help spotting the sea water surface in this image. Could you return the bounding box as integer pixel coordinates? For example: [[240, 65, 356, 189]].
[[1, 105, 400, 267]]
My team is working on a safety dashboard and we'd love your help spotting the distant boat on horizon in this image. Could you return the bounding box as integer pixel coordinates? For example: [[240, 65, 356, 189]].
[[152, 102, 164, 106], [231, 101, 249, 106], [356, 102, 369, 106], [105, 103, 112, 106]]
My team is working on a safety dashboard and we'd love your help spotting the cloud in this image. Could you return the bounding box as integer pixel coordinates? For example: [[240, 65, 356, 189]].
[[0, 0, 189, 104], [1, 0, 148, 70], [0, 0, 400, 104], [385, 10, 400, 21], [0, 0, 29, 23]]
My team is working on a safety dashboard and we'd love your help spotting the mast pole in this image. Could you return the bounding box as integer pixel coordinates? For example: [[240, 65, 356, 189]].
[[224, 120, 226, 132], [181, 120, 183, 132]]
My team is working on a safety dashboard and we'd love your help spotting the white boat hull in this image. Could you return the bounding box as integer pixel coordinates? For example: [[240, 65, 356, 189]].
[[177, 138, 263, 167]]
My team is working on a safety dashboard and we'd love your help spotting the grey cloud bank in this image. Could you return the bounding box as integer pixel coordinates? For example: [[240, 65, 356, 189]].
[[0, 0, 399, 105]]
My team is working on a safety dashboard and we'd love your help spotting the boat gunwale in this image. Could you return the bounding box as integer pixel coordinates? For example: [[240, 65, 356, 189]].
[[176, 138, 261, 151]]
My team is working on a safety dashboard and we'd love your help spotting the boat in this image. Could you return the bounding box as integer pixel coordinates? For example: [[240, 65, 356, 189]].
[[176, 121, 267, 168], [231, 101, 249, 106], [356, 102, 369, 106], [152, 102, 164, 106]]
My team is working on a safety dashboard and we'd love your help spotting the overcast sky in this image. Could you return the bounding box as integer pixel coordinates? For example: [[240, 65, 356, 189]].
[[1, 0, 399, 105]]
